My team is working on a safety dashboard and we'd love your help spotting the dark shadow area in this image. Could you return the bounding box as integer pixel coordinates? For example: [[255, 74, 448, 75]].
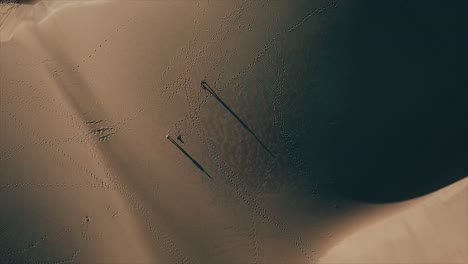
[[166, 135, 212, 180], [310, 0, 468, 202], [201, 81, 274, 157]]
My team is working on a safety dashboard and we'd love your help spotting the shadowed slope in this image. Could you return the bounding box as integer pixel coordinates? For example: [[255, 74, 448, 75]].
[[301, 0, 468, 202]]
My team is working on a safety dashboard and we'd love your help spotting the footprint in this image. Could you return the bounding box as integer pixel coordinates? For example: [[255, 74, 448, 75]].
[[86, 120, 116, 142], [98, 132, 115, 142]]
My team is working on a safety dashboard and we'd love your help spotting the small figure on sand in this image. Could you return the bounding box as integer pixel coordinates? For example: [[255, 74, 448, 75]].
[[177, 134, 184, 144]]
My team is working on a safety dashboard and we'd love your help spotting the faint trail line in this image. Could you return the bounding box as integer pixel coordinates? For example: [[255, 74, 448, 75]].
[[222, 0, 340, 90], [287, 0, 339, 32]]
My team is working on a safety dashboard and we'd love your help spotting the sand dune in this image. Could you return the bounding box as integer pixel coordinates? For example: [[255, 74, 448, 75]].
[[320, 178, 468, 263], [1, 0, 467, 263]]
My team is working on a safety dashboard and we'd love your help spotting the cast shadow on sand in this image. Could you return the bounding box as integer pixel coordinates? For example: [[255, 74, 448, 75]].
[[166, 135, 212, 180], [308, 1, 468, 203], [201, 81, 274, 157]]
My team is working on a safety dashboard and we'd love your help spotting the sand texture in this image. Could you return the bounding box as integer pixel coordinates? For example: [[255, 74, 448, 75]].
[[1, 1, 467, 263]]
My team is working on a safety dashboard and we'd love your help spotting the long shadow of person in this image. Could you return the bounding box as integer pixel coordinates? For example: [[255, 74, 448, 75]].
[[201, 81, 274, 157]]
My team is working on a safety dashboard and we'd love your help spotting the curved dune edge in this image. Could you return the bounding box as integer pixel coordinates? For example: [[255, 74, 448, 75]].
[[319, 177, 468, 264]]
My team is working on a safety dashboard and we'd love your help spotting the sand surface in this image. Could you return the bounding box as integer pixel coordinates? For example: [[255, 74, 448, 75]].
[[1, 1, 467, 263]]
